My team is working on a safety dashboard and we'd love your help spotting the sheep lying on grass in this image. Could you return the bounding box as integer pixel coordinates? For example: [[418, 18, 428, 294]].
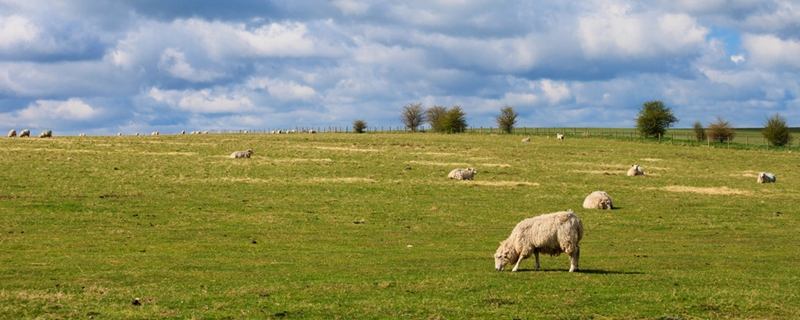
[[19, 129, 30, 137], [557, 133, 564, 140], [522, 137, 530, 142], [494, 210, 583, 272], [627, 164, 644, 176], [757, 172, 776, 183], [448, 168, 477, 180], [583, 191, 613, 209], [151, 131, 159, 136], [8, 129, 16, 137], [230, 149, 254, 158]]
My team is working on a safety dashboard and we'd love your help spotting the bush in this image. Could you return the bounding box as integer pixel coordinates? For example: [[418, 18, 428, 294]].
[[762, 113, 793, 146], [353, 119, 368, 134], [635, 100, 678, 138], [424, 106, 448, 132], [706, 116, 735, 143], [400, 102, 425, 132], [692, 121, 706, 142], [442, 106, 468, 133], [496, 105, 518, 134]]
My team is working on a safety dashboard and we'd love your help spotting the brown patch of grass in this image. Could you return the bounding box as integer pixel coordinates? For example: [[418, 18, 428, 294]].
[[316, 146, 381, 152], [408, 160, 471, 167], [480, 163, 511, 168], [463, 181, 539, 187], [660, 186, 750, 195]]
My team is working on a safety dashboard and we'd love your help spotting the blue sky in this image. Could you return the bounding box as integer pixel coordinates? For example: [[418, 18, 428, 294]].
[[1, 0, 798, 135]]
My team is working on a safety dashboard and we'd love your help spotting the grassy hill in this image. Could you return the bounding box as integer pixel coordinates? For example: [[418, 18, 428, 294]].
[[1, 132, 798, 318]]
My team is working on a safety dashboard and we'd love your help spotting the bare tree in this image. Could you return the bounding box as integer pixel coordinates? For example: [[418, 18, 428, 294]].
[[496, 105, 519, 134], [400, 102, 425, 132], [425, 105, 448, 132]]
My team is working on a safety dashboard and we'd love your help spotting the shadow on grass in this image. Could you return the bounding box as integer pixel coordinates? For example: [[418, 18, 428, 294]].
[[514, 269, 642, 275]]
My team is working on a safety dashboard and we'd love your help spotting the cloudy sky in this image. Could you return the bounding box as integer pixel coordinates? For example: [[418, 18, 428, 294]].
[[1, 0, 798, 135]]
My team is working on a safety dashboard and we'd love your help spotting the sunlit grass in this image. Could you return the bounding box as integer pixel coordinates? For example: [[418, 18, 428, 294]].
[[1, 132, 798, 318]]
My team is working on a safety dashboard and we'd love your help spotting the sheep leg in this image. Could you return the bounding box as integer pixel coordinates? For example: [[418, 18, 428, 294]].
[[511, 254, 524, 272], [533, 250, 540, 271], [568, 247, 580, 272]]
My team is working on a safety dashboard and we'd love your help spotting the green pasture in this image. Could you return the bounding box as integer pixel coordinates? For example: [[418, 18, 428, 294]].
[[1, 132, 798, 319]]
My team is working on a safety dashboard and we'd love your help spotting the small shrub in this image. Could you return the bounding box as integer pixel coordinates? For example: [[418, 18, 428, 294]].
[[353, 119, 368, 134], [706, 116, 735, 143], [692, 121, 706, 142], [496, 105, 518, 134], [762, 113, 793, 146]]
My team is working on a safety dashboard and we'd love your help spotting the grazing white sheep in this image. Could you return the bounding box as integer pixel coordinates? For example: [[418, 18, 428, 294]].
[[8, 129, 16, 137], [19, 129, 31, 137], [118, 132, 122, 136], [230, 149, 254, 159], [627, 164, 644, 176], [151, 131, 159, 136], [494, 210, 584, 272], [203, 131, 209, 134], [757, 172, 776, 183], [448, 168, 477, 180], [79, 133, 87, 137], [309, 129, 316, 134], [583, 191, 613, 210], [39, 130, 52, 138], [557, 133, 564, 140], [522, 137, 530, 142], [135, 132, 140, 136], [181, 130, 186, 135]]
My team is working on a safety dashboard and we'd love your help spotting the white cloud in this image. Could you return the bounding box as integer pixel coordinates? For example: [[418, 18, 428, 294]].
[[741, 34, 800, 69], [148, 87, 255, 113], [158, 48, 224, 82], [245, 77, 317, 101], [578, 5, 708, 59], [731, 55, 745, 64], [333, 0, 371, 15], [0, 15, 39, 49], [13, 98, 99, 126]]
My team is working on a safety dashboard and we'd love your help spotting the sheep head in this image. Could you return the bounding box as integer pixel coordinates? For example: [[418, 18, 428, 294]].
[[494, 241, 518, 271]]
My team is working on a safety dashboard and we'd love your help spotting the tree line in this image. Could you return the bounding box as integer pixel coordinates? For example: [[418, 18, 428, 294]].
[[352, 100, 794, 147]]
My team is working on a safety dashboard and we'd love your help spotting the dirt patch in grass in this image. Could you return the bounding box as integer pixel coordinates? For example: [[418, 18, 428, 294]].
[[272, 158, 333, 163], [640, 158, 662, 162], [480, 163, 511, 168], [316, 146, 381, 152], [463, 181, 539, 187], [409, 160, 470, 167], [660, 186, 750, 195]]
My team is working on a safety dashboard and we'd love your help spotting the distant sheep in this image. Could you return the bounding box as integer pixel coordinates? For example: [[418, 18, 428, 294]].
[[135, 132, 139, 136], [181, 130, 185, 135], [627, 164, 644, 176], [151, 131, 159, 136], [19, 129, 31, 137], [118, 132, 122, 136], [557, 133, 564, 140], [39, 130, 52, 138], [309, 129, 316, 134], [583, 191, 613, 210], [203, 131, 209, 134], [522, 137, 530, 142], [8, 129, 16, 137], [230, 149, 254, 159], [494, 210, 583, 272], [79, 133, 87, 137], [448, 168, 477, 180], [757, 172, 776, 183]]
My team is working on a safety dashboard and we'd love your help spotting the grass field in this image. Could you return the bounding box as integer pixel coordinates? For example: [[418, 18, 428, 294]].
[[1, 132, 799, 319]]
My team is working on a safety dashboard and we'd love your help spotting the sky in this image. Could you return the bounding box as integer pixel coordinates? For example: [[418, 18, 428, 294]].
[[1, 0, 799, 135]]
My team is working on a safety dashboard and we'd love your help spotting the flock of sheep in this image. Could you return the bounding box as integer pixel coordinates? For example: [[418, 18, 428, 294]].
[[6, 128, 779, 273], [499, 135, 776, 273]]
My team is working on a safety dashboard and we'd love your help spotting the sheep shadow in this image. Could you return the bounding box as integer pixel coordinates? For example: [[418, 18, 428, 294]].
[[515, 269, 642, 275]]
